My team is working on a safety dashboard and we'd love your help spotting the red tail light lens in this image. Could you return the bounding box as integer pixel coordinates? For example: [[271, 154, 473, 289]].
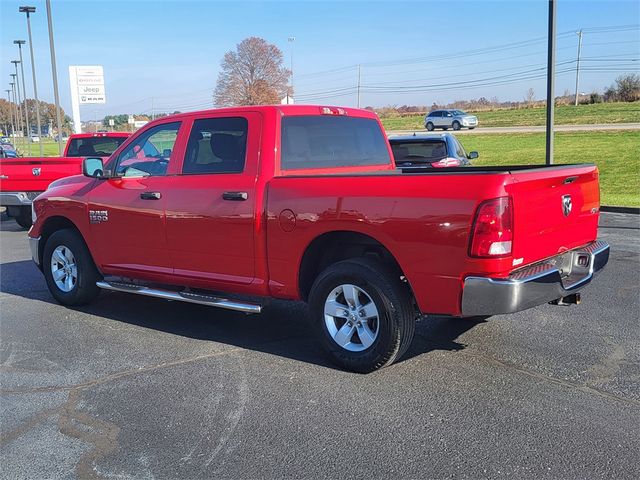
[[469, 196, 513, 257]]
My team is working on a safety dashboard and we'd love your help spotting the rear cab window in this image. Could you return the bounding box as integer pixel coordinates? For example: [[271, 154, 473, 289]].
[[280, 115, 392, 173], [66, 136, 127, 157], [391, 140, 447, 164]]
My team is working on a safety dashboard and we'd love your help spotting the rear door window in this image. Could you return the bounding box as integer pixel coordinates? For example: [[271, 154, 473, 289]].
[[281, 116, 390, 170], [182, 117, 248, 174]]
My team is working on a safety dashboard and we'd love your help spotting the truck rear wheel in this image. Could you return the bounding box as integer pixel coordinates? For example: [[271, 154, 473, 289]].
[[43, 229, 101, 306], [309, 258, 416, 373]]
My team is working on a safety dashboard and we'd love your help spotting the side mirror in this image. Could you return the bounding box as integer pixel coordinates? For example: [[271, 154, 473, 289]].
[[83, 157, 106, 178], [468, 151, 479, 159]]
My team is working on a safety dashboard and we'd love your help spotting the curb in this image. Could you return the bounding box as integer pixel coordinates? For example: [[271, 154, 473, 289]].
[[601, 206, 640, 214]]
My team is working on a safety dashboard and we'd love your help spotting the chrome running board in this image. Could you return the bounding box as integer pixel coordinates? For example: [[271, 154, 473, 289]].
[[96, 281, 262, 314]]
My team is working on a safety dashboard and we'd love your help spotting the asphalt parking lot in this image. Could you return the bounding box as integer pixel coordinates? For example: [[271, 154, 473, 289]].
[[1, 212, 638, 479]]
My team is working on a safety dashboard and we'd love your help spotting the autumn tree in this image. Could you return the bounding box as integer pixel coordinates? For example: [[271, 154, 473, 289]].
[[214, 37, 291, 107], [0, 99, 15, 135]]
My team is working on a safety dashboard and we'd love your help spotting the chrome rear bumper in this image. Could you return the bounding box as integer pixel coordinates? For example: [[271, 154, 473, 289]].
[[461, 240, 610, 316]]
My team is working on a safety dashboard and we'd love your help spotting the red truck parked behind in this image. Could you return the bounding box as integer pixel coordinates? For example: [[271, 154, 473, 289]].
[[28, 106, 609, 372], [0, 132, 129, 228]]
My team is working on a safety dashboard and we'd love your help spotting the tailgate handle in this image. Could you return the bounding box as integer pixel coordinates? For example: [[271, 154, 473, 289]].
[[140, 192, 161, 200], [223, 191, 248, 201], [563, 176, 579, 184]]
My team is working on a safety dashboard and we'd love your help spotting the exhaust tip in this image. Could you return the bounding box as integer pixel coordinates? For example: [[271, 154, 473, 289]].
[[549, 293, 581, 306]]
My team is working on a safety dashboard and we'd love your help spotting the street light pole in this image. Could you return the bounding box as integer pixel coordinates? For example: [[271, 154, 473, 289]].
[[14, 40, 31, 155], [19, 5, 43, 156], [10, 81, 18, 142], [357, 65, 361, 108], [46, 0, 63, 155], [545, 0, 556, 165], [288, 36, 295, 103], [5, 89, 16, 139], [10, 70, 22, 135]]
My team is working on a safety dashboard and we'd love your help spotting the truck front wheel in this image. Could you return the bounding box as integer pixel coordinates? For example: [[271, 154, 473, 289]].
[[43, 229, 101, 306], [309, 258, 416, 373]]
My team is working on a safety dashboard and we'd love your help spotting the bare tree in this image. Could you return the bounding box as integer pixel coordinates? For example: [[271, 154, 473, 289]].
[[525, 88, 535, 104], [214, 37, 291, 107], [614, 74, 640, 102]]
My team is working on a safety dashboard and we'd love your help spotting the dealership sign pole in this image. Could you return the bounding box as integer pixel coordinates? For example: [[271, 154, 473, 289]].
[[68, 65, 106, 134]]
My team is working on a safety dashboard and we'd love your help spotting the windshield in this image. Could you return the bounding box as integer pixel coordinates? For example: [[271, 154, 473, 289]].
[[66, 137, 127, 157], [391, 141, 447, 163], [452, 110, 467, 116]]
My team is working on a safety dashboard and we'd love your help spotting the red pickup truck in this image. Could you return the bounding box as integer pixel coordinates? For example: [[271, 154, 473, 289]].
[[0, 132, 129, 228], [28, 105, 609, 372]]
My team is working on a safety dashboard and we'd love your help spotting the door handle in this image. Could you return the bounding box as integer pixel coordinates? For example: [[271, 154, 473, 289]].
[[222, 191, 248, 201], [140, 192, 161, 200]]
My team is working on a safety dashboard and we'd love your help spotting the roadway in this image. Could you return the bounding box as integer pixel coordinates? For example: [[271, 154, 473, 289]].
[[388, 122, 640, 135], [1, 212, 638, 479]]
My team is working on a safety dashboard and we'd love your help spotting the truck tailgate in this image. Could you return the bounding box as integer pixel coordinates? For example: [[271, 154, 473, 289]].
[[506, 164, 600, 267], [0, 157, 82, 192]]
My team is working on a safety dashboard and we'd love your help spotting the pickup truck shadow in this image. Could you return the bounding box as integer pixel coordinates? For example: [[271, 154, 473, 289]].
[[1, 259, 482, 371]]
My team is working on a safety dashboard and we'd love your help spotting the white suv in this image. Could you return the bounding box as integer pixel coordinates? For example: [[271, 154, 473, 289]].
[[425, 109, 478, 131]]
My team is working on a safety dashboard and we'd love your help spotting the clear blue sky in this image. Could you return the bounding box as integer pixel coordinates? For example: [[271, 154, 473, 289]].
[[1, 0, 638, 119]]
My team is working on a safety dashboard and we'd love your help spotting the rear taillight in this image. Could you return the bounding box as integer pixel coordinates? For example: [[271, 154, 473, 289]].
[[469, 196, 513, 257], [431, 158, 460, 168]]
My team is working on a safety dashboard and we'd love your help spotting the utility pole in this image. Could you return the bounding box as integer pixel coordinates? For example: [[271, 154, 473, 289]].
[[14, 40, 31, 155], [151, 97, 155, 120], [5, 89, 16, 139], [46, 0, 64, 155], [574, 29, 583, 107], [19, 5, 43, 156], [545, 0, 556, 165], [357, 65, 362, 108]]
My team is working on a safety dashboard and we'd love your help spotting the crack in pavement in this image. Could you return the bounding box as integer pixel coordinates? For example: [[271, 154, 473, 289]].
[[1, 347, 246, 479], [416, 334, 640, 408]]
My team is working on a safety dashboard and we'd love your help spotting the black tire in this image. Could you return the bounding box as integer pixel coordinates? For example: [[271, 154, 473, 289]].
[[14, 206, 32, 229], [43, 228, 101, 306], [425, 122, 434, 131], [452, 121, 461, 131], [309, 257, 416, 373]]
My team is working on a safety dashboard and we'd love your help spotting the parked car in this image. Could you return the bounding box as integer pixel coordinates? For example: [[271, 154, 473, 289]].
[[30, 135, 40, 142], [28, 105, 609, 373], [425, 109, 478, 131], [0, 145, 19, 158], [0, 132, 130, 228], [389, 133, 478, 168]]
